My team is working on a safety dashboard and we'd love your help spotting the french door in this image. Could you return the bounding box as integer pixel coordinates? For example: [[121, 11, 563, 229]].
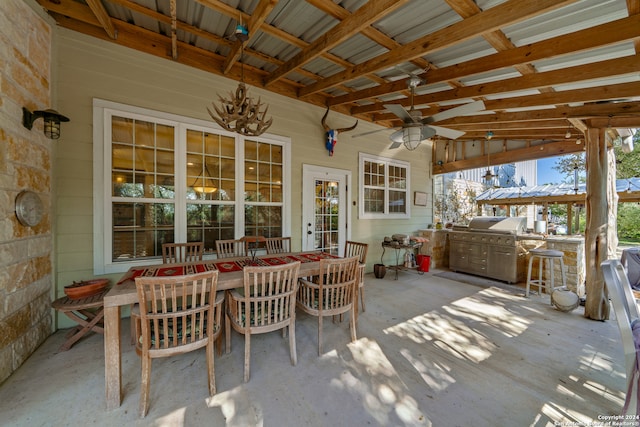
[[302, 165, 351, 256]]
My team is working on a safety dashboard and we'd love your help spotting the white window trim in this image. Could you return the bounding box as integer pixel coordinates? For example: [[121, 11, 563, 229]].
[[358, 152, 410, 220], [93, 98, 291, 274]]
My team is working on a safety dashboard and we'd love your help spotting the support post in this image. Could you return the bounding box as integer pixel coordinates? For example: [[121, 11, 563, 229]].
[[583, 128, 612, 320]]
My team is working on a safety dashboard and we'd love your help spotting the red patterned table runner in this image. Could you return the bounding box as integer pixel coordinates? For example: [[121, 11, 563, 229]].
[[117, 262, 218, 285], [118, 252, 338, 284], [214, 252, 339, 273]]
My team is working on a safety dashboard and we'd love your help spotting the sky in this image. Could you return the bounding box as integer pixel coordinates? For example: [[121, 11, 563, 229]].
[[537, 157, 567, 185]]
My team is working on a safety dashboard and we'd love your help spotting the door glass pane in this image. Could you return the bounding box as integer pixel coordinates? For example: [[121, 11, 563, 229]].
[[314, 179, 340, 255]]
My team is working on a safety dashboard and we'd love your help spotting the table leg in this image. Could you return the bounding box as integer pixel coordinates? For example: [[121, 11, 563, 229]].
[[104, 305, 122, 410]]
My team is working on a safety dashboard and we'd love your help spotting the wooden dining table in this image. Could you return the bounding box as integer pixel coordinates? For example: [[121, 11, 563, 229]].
[[103, 251, 342, 410]]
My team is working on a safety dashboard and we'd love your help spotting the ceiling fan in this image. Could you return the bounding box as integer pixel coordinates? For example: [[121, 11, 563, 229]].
[[353, 76, 485, 150]]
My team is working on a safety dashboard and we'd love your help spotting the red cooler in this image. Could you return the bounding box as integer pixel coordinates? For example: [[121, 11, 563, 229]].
[[417, 254, 430, 272]]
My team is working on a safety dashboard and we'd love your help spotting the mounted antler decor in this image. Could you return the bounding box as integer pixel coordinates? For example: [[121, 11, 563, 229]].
[[321, 108, 358, 156], [207, 82, 272, 136]]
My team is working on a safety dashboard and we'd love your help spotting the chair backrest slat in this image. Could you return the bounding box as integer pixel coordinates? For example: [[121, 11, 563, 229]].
[[162, 242, 204, 264], [266, 237, 291, 254], [242, 262, 301, 328], [345, 241, 368, 264], [318, 256, 359, 310], [136, 270, 218, 351], [216, 239, 246, 258]]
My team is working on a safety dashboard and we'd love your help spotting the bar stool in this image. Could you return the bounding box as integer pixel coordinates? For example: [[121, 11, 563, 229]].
[[525, 249, 566, 303]]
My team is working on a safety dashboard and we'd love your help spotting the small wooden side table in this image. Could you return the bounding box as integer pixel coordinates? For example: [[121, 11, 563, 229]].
[[51, 289, 109, 351]]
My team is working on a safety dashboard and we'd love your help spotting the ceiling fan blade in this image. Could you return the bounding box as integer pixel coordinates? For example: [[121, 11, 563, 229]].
[[389, 129, 404, 147], [384, 104, 416, 122], [429, 125, 464, 139], [389, 140, 403, 149], [351, 128, 389, 138], [424, 100, 485, 124], [420, 126, 437, 140]]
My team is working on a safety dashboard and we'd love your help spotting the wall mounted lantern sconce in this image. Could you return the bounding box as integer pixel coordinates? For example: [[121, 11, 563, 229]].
[[22, 107, 70, 139]]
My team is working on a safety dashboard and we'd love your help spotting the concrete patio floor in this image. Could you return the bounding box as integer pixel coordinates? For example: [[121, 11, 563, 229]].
[[0, 268, 628, 426]]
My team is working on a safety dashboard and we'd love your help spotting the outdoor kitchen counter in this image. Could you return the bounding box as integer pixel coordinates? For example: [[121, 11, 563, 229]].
[[440, 229, 586, 296]]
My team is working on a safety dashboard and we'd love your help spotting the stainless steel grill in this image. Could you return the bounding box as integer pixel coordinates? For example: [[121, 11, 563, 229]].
[[467, 216, 527, 235], [449, 217, 527, 283]]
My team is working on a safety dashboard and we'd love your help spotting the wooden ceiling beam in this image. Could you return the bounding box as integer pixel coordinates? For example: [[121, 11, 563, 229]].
[[455, 130, 578, 139], [372, 81, 640, 124], [453, 119, 572, 131], [351, 55, 640, 115], [445, 0, 541, 79], [586, 117, 640, 129], [196, 0, 363, 85], [432, 140, 584, 174], [36, 0, 101, 27], [308, 0, 431, 73], [300, 0, 574, 97], [85, 0, 117, 39], [264, 0, 407, 86], [330, 13, 640, 107], [437, 102, 640, 126], [222, 0, 277, 75], [170, 0, 177, 60], [50, 13, 342, 113], [483, 83, 640, 111]]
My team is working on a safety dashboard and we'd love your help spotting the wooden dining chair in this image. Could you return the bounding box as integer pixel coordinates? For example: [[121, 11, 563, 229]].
[[225, 261, 301, 382], [344, 241, 369, 316], [266, 237, 291, 254], [130, 242, 206, 345], [216, 239, 246, 258], [162, 242, 204, 263], [602, 259, 640, 416], [296, 256, 360, 356], [133, 270, 223, 417]]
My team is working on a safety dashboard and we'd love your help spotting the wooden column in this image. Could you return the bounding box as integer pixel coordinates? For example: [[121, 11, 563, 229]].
[[583, 128, 611, 321], [567, 203, 573, 234]]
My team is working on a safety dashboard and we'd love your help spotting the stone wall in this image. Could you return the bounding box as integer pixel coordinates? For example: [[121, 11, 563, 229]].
[[546, 237, 586, 296], [0, 0, 54, 383], [418, 229, 450, 269]]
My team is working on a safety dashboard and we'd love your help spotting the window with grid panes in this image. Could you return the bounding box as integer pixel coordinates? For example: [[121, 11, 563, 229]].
[[94, 100, 290, 274], [359, 152, 410, 219], [111, 117, 176, 261]]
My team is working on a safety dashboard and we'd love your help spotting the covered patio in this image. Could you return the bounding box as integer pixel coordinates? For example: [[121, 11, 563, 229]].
[[0, 270, 627, 426]]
